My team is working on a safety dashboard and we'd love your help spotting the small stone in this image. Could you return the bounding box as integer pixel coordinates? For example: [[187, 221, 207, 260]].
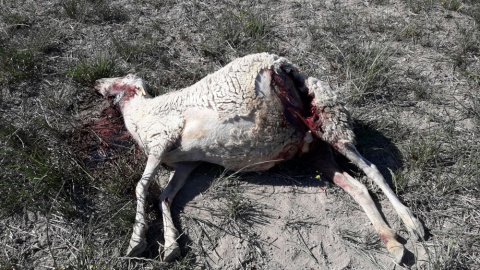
[[26, 211, 37, 222]]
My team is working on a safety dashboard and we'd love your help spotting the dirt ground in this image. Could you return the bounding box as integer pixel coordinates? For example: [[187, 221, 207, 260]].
[[1, 0, 479, 269]]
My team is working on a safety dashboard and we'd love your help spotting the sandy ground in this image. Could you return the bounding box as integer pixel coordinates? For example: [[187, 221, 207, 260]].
[[175, 169, 424, 269]]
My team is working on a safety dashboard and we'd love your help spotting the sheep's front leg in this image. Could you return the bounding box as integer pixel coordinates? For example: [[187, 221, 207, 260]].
[[126, 155, 161, 257], [159, 162, 200, 262], [337, 143, 425, 241]]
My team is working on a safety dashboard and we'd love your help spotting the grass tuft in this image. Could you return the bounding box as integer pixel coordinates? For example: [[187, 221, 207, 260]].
[[395, 25, 422, 43], [96, 3, 129, 23], [215, 7, 275, 54], [69, 57, 117, 86], [406, 135, 442, 172], [0, 47, 42, 85], [390, 168, 409, 194], [402, 0, 434, 14], [338, 229, 382, 251], [0, 123, 84, 216], [61, 0, 128, 23], [344, 45, 394, 104], [442, 0, 463, 11], [206, 172, 266, 229], [61, 0, 88, 21], [1, 10, 33, 29]]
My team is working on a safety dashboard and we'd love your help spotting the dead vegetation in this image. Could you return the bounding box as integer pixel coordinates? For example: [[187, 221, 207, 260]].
[[0, 0, 479, 269]]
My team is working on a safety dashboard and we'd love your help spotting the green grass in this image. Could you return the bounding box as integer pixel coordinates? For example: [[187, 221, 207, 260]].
[[322, 10, 358, 36], [1, 10, 33, 29], [395, 25, 422, 43], [0, 124, 65, 214], [423, 239, 463, 269], [442, 0, 463, 11], [197, 5, 276, 61], [0, 47, 42, 85], [308, 41, 395, 105], [468, 5, 480, 26], [96, 3, 129, 23], [61, 0, 88, 20], [69, 57, 117, 86], [390, 168, 410, 194], [219, 8, 272, 51], [61, 0, 128, 23], [406, 135, 442, 171], [343, 45, 394, 105], [402, 0, 435, 14]]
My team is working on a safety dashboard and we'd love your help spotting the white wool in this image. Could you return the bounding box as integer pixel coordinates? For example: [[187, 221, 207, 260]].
[[121, 53, 310, 171]]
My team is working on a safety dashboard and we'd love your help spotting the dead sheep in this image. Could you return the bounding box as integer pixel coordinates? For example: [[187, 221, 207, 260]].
[[94, 53, 424, 263]]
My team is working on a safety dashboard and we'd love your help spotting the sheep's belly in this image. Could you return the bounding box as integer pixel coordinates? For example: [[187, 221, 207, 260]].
[[197, 133, 304, 172], [162, 108, 311, 171], [168, 131, 305, 172]]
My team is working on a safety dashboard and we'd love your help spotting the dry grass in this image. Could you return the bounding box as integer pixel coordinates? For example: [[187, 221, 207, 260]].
[[1, 0, 479, 269]]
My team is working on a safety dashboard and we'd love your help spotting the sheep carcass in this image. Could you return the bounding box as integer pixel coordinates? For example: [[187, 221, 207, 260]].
[[94, 53, 424, 263]]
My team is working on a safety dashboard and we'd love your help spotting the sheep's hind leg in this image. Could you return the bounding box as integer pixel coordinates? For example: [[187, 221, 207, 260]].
[[334, 171, 404, 263], [314, 147, 405, 263], [126, 155, 161, 257], [159, 162, 200, 262], [337, 143, 425, 241]]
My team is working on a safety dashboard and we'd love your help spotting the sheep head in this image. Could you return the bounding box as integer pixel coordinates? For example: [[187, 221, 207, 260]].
[[94, 74, 148, 108]]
